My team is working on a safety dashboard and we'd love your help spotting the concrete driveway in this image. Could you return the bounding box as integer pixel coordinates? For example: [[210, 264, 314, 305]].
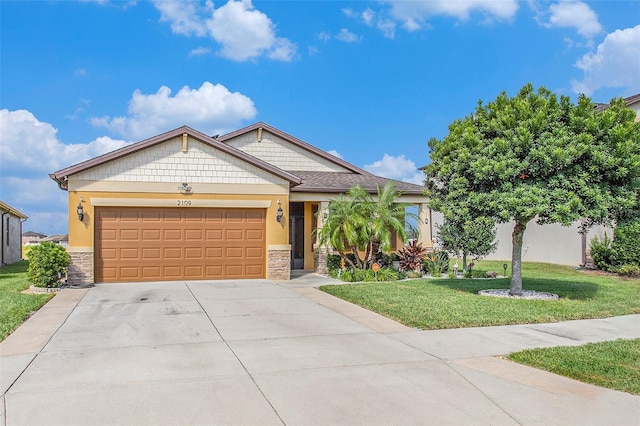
[[1, 276, 639, 425]]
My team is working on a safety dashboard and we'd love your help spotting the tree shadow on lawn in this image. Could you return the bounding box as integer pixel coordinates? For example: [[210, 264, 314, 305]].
[[427, 277, 600, 300]]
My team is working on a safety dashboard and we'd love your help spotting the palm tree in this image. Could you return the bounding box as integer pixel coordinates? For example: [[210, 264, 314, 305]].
[[317, 193, 367, 269], [318, 182, 417, 269]]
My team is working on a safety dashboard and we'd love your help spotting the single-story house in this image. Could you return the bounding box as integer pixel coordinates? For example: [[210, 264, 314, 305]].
[[40, 234, 69, 248], [50, 122, 431, 285], [1, 200, 28, 265], [22, 231, 47, 246]]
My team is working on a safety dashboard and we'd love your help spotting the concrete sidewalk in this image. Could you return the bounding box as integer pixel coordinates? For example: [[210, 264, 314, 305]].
[[1, 276, 639, 425]]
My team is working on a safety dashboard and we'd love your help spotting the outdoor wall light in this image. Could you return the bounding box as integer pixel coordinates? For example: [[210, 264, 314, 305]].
[[276, 199, 283, 223], [77, 197, 84, 222]]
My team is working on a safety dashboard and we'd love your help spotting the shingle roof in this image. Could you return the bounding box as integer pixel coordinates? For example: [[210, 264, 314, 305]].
[[595, 93, 640, 112], [290, 171, 425, 195]]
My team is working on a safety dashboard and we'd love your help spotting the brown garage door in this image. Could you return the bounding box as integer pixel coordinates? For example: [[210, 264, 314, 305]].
[[95, 207, 265, 282]]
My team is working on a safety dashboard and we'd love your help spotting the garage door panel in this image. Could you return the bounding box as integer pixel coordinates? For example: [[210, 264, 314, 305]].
[[120, 248, 140, 260], [246, 265, 264, 277], [163, 210, 182, 221], [95, 207, 266, 282], [246, 229, 263, 240], [206, 229, 223, 240], [100, 229, 117, 241], [142, 211, 162, 222], [120, 211, 140, 222], [120, 229, 140, 241], [246, 247, 263, 259], [142, 229, 161, 240], [184, 266, 203, 278], [162, 266, 182, 279], [185, 247, 203, 259], [163, 247, 182, 259], [226, 229, 243, 240], [142, 267, 161, 279], [163, 229, 182, 240], [206, 247, 223, 259], [185, 229, 203, 240], [226, 247, 243, 258]]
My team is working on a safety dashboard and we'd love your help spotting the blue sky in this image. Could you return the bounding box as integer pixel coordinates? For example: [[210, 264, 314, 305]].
[[1, 0, 639, 235]]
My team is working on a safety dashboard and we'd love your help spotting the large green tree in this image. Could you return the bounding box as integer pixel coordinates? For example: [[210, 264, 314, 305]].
[[425, 83, 640, 295]]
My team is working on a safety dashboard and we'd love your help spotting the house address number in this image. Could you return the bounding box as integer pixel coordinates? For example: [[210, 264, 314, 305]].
[[177, 200, 192, 206]]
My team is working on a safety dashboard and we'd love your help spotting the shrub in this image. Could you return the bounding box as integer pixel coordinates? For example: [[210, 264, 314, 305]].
[[27, 242, 70, 288], [327, 254, 342, 271], [423, 251, 449, 276], [335, 267, 404, 282], [590, 233, 613, 271], [610, 222, 640, 269], [617, 264, 640, 277], [398, 240, 427, 272]]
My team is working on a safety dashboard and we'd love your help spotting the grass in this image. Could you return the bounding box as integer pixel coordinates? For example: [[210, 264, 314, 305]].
[[0, 260, 55, 341], [509, 339, 640, 395], [320, 260, 640, 329]]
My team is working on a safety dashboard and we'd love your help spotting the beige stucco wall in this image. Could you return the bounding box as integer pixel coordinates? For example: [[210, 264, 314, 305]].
[[431, 211, 611, 266], [225, 129, 350, 173]]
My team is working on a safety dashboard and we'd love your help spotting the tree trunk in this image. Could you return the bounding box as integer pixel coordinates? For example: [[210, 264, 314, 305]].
[[462, 253, 468, 272], [510, 220, 528, 296]]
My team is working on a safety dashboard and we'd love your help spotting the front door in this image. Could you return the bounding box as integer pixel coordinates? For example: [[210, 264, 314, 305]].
[[289, 202, 304, 269]]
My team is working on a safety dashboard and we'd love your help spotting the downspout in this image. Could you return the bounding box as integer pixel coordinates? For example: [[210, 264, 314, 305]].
[[20, 218, 27, 260], [1, 210, 8, 266]]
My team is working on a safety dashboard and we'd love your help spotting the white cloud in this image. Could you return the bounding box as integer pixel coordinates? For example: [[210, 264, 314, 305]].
[[317, 31, 331, 42], [571, 25, 640, 96], [544, 1, 602, 38], [189, 47, 211, 56], [153, 0, 296, 61], [384, 0, 518, 31], [377, 19, 396, 39], [0, 110, 130, 235], [90, 81, 257, 140], [0, 109, 128, 174], [326, 149, 343, 159], [154, 0, 208, 36], [343, 6, 396, 39], [362, 8, 375, 26], [364, 154, 425, 185], [74, 68, 87, 76], [335, 28, 362, 43]]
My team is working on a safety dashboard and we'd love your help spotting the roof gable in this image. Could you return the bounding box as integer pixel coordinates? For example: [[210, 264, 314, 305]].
[[50, 126, 301, 189], [218, 122, 372, 176]]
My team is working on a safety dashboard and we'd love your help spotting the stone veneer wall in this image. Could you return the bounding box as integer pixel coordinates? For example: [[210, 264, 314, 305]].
[[314, 247, 328, 275], [267, 249, 291, 280], [67, 251, 94, 286]]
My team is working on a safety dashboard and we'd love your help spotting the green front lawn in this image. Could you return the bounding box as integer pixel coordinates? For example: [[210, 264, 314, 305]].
[[320, 261, 640, 329], [0, 260, 55, 341], [509, 339, 640, 395]]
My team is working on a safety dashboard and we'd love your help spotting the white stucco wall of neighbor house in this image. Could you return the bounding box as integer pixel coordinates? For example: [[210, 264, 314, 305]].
[[430, 211, 611, 266]]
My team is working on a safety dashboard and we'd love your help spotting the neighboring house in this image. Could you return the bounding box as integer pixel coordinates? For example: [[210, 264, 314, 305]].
[[50, 122, 431, 285], [0, 201, 28, 265], [40, 234, 69, 248], [22, 231, 46, 246], [595, 93, 640, 122]]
